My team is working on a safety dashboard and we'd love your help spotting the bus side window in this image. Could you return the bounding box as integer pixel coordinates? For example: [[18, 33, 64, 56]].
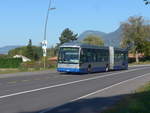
[[80, 49, 86, 63], [100, 49, 105, 62], [95, 49, 99, 62], [96, 50, 100, 62], [114, 51, 119, 62], [93, 49, 97, 62], [88, 49, 93, 62]]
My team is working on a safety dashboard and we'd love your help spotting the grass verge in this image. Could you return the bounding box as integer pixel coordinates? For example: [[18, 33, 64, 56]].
[[0, 68, 56, 74], [102, 82, 150, 113], [0, 68, 21, 74], [129, 61, 150, 66]]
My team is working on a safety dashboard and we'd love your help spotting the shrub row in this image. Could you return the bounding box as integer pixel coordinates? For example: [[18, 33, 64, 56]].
[[128, 56, 150, 63], [20, 60, 57, 69], [0, 58, 22, 68]]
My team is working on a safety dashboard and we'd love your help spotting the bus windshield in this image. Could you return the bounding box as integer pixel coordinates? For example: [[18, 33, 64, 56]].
[[58, 47, 79, 64]]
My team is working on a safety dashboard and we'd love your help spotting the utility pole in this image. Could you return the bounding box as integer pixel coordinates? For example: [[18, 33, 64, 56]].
[[42, 0, 56, 69]]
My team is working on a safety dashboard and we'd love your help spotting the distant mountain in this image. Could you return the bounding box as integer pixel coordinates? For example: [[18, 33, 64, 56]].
[[78, 26, 123, 47], [0, 45, 20, 54]]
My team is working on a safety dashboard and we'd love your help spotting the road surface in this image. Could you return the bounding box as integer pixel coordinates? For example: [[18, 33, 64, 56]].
[[0, 65, 150, 113]]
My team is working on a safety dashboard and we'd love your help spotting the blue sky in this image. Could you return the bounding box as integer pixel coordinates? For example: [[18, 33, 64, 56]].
[[0, 0, 149, 47]]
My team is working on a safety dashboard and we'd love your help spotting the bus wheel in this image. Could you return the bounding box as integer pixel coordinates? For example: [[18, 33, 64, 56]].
[[105, 66, 109, 72], [88, 65, 92, 73]]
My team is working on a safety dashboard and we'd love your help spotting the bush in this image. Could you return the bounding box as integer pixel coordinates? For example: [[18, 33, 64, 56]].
[[20, 59, 57, 70], [0, 58, 22, 68], [128, 56, 150, 63], [128, 58, 136, 63]]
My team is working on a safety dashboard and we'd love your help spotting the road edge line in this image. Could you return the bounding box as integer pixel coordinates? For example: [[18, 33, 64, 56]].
[[0, 67, 148, 100]]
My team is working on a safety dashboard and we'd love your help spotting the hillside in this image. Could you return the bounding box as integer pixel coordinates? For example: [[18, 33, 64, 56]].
[[78, 26, 123, 47], [0, 46, 20, 54]]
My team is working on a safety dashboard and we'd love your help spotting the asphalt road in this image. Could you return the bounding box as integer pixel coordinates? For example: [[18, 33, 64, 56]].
[[0, 66, 150, 113]]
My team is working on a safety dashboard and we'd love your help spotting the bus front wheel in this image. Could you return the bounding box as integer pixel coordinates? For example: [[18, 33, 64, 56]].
[[87, 65, 92, 73]]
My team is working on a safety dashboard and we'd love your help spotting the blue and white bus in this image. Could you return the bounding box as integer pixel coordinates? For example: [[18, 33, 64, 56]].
[[57, 42, 128, 73]]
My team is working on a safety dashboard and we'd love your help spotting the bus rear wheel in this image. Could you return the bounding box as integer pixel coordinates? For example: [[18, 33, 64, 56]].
[[105, 66, 109, 72]]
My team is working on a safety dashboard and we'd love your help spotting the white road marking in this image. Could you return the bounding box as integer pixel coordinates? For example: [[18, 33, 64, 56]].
[[40, 71, 150, 113], [0, 67, 148, 100], [7, 81, 17, 84], [71, 72, 150, 102], [22, 80, 30, 82], [61, 75, 73, 77]]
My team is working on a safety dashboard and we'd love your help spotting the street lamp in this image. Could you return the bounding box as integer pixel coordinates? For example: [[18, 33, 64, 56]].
[[144, 0, 150, 5], [42, 0, 56, 69]]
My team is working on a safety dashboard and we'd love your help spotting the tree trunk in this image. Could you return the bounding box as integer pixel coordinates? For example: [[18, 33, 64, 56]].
[[135, 51, 139, 63]]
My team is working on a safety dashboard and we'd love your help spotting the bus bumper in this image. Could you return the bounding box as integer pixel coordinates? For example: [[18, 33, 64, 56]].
[[57, 68, 87, 73]]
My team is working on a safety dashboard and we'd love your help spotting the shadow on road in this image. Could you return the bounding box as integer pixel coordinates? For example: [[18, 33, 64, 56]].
[[18, 94, 125, 113]]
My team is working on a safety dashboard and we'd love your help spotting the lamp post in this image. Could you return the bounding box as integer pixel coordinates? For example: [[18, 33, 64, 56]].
[[144, 0, 150, 5], [42, 0, 56, 69]]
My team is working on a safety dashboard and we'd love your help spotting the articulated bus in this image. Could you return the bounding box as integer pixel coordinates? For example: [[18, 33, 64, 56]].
[[57, 42, 128, 73]]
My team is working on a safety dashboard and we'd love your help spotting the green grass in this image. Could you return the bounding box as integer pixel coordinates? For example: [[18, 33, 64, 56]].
[[102, 83, 150, 113], [0, 68, 56, 74], [129, 61, 150, 66], [0, 68, 21, 74]]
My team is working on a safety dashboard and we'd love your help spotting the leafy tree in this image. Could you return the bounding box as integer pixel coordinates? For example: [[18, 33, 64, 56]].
[[59, 28, 78, 45], [121, 16, 150, 63], [8, 40, 43, 61], [143, 41, 150, 56], [25, 39, 34, 60], [82, 35, 104, 46], [32, 46, 43, 60], [8, 47, 27, 57], [47, 46, 57, 57], [0, 54, 10, 59], [144, 0, 150, 5]]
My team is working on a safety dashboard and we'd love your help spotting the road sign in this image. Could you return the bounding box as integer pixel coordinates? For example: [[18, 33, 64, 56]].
[[42, 40, 48, 49], [42, 40, 48, 57]]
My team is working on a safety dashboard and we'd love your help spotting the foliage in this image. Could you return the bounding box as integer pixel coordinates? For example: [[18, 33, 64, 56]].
[[20, 58, 56, 70], [47, 46, 57, 57], [59, 28, 78, 45], [0, 58, 22, 68], [143, 41, 150, 56], [82, 35, 104, 46], [8, 46, 27, 57], [32, 46, 43, 60], [121, 16, 150, 62], [0, 68, 20, 74], [144, 0, 150, 5], [8, 40, 43, 61], [102, 83, 150, 113], [0, 54, 10, 59], [25, 39, 35, 60]]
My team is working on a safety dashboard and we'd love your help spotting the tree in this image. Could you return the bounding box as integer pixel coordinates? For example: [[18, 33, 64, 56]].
[[121, 16, 150, 63], [143, 41, 150, 56], [25, 39, 34, 60], [144, 0, 150, 5], [8, 47, 27, 57], [8, 40, 44, 61], [82, 35, 104, 46], [8, 46, 43, 61], [59, 28, 78, 45]]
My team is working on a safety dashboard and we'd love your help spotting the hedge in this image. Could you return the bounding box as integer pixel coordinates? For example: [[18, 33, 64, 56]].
[[0, 58, 22, 68], [128, 56, 150, 63]]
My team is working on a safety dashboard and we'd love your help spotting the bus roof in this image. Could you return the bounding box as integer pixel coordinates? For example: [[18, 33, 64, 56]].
[[60, 42, 128, 52]]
